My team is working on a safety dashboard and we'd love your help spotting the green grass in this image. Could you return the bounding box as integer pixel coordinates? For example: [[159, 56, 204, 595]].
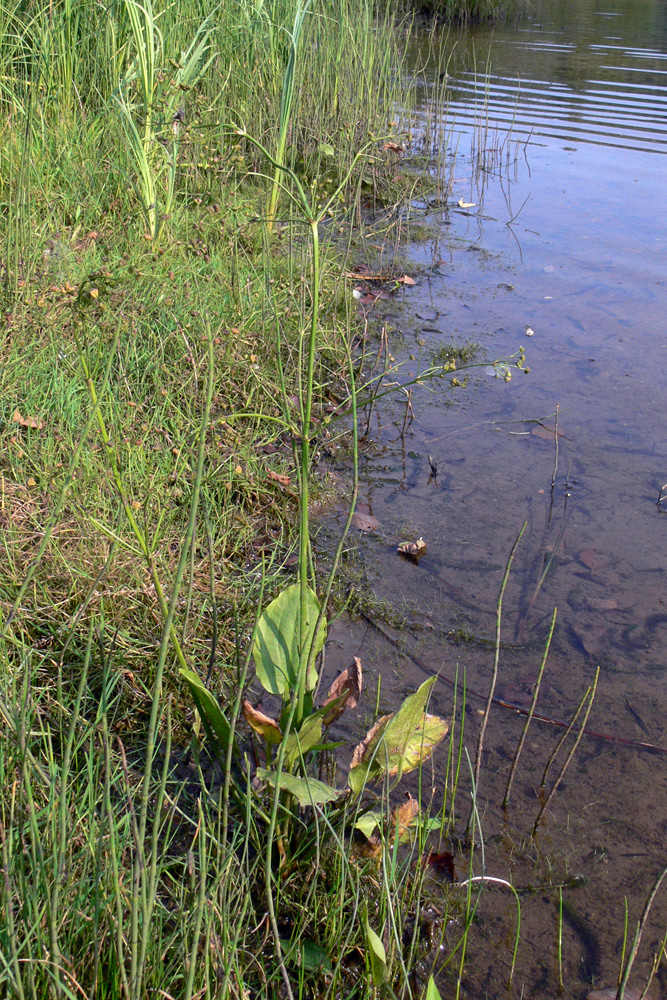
[[0, 1, 478, 996]]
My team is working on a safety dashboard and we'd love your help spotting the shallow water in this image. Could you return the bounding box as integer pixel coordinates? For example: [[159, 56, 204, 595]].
[[326, 1, 667, 995]]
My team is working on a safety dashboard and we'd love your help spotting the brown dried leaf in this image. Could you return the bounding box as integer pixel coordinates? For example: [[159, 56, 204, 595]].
[[398, 274, 415, 285], [579, 548, 597, 571], [427, 850, 456, 882], [390, 792, 419, 842], [589, 597, 618, 612], [572, 623, 606, 658], [352, 510, 381, 533], [531, 424, 567, 441], [268, 469, 291, 487], [350, 715, 392, 769], [13, 409, 43, 430], [383, 142, 404, 153], [242, 699, 283, 744], [397, 537, 426, 560], [322, 657, 362, 726]]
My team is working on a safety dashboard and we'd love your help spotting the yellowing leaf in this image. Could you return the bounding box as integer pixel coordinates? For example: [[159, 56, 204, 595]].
[[242, 699, 283, 744], [348, 678, 449, 793], [390, 792, 419, 842], [350, 715, 392, 770], [458, 198, 476, 209]]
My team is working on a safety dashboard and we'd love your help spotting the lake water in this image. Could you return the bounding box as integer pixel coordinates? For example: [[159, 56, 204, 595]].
[[325, 1, 667, 995]]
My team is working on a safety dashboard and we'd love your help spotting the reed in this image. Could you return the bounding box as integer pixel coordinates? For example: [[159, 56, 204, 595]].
[[411, 0, 519, 22]]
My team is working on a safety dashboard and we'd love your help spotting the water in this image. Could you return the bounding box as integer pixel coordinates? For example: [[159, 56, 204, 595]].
[[325, 1, 667, 995]]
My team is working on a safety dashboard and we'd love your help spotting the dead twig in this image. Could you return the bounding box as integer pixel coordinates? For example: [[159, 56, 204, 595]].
[[360, 611, 667, 756]]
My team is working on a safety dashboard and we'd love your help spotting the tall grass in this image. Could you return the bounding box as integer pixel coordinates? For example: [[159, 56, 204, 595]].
[[409, 0, 520, 22], [0, 1, 459, 996]]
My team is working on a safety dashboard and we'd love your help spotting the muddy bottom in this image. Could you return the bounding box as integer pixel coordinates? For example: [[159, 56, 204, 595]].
[[321, 0, 667, 995]]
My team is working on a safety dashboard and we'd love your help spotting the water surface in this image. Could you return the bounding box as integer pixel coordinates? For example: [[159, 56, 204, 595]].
[[327, 1, 667, 995]]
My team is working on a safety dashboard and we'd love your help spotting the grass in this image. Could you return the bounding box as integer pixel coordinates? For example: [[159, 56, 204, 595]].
[[412, 0, 522, 22], [0, 1, 480, 996], [0, 1, 634, 998]]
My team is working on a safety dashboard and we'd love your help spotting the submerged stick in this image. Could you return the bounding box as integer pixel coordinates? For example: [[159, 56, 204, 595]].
[[360, 612, 667, 756], [551, 401, 560, 491]]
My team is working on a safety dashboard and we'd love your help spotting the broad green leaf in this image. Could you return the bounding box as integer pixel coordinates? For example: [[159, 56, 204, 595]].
[[354, 810, 383, 839], [365, 918, 387, 985], [180, 668, 232, 755], [348, 677, 449, 793], [283, 714, 323, 767], [256, 768, 340, 806], [280, 938, 332, 973], [318, 142, 335, 157], [425, 976, 443, 1000], [420, 817, 444, 834], [253, 584, 326, 696], [300, 939, 332, 973]]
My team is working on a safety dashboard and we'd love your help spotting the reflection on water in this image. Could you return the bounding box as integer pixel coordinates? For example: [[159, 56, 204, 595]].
[[330, 0, 667, 996], [413, 0, 667, 153]]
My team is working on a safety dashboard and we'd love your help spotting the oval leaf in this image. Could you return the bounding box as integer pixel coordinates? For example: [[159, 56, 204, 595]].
[[300, 939, 332, 973], [283, 714, 323, 766], [351, 510, 381, 532], [256, 768, 340, 806], [349, 678, 449, 793], [365, 919, 387, 985], [426, 976, 444, 1000], [252, 583, 327, 696], [354, 809, 383, 839]]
